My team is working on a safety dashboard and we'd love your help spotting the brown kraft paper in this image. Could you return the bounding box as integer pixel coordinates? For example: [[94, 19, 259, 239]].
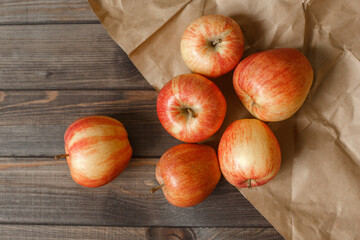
[[88, 0, 360, 239]]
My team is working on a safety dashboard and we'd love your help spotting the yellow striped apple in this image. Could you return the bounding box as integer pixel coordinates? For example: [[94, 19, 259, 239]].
[[151, 143, 221, 207], [181, 14, 244, 78], [233, 48, 313, 122], [157, 73, 226, 143], [218, 119, 281, 188], [55, 115, 132, 188]]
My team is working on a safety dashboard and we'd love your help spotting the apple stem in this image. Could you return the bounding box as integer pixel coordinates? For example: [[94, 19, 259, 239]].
[[54, 154, 69, 160], [247, 179, 252, 189], [212, 39, 222, 46], [151, 183, 165, 194], [187, 108, 197, 118]]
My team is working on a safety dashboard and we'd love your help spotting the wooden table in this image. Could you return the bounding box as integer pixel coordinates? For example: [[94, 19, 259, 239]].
[[0, 1, 283, 239]]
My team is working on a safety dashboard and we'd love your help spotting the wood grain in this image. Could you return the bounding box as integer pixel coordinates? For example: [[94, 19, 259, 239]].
[[0, 157, 271, 227], [0, 2, 283, 238], [0, 24, 152, 90], [0, 90, 180, 157], [0, 225, 283, 240], [0, 0, 97, 24]]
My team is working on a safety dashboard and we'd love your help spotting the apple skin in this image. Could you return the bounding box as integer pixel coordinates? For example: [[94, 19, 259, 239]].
[[218, 119, 281, 188], [233, 48, 313, 122], [155, 143, 221, 207], [181, 14, 244, 78], [64, 115, 132, 188], [157, 73, 226, 143]]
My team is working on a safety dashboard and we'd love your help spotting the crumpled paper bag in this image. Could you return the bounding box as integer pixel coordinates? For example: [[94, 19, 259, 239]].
[[88, 0, 360, 239]]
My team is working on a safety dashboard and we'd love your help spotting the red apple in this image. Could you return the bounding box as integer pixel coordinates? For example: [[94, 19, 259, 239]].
[[157, 73, 226, 143], [181, 14, 244, 78], [233, 48, 313, 122], [218, 119, 281, 188], [152, 143, 221, 207], [56, 115, 132, 187]]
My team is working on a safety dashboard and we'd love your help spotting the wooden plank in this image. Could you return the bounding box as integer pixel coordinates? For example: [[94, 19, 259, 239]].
[[0, 0, 97, 24], [0, 225, 284, 240], [0, 24, 152, 90], [0, 225, 283, 240], [0, 157, 272, 227], [0, 90, 179, 157], [146, 227, 284, 240]]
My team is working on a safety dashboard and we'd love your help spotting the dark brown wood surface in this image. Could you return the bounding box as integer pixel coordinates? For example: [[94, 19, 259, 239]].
[[0, 90, 180, 157], [0, 157, 269, 227], [0, 225, 282, 240], [0, 1, 284, 239], [0, 1, 97, 24], [0, 24, 151, 90]]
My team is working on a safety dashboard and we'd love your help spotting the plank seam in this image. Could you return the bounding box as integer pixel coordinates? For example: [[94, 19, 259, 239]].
[[0, 222, 275, 228], [0, 88, 155, 91], [0, 21, 100, 26], [0, 156, 161, 159]]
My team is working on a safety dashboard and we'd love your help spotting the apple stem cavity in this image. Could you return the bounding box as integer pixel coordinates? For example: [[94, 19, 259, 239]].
[[247, 179, 252, 189], [151, 183, 165, 194], [187, 108, 197, 118], [212, 38, 222, 46], [54, 154, 69, 160]]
